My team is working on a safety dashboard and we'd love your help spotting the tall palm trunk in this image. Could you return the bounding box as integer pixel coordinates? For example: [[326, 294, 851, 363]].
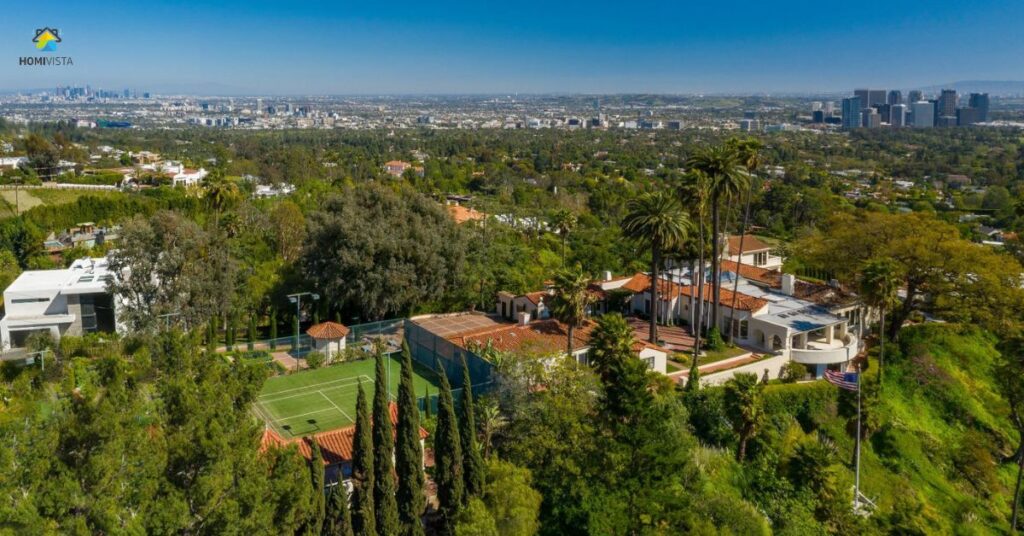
[[878, 308, 886, 394], [649, 243, 661, 343], [1012, 415, 1024, 532], [567, 324, 575, 358], [693, 224, 706, 362], [710, 196, 721, 332], [727, 188, 752, 343]]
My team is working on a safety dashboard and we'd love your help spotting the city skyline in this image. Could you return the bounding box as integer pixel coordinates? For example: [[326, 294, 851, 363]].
[[3, 0, 1024, 95]]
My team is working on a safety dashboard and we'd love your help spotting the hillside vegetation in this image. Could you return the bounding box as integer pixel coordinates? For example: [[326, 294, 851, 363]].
[[724, 323, 1017, 534]]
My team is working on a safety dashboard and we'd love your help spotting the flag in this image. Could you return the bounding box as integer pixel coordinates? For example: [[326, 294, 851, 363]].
[[824, 369, 859, 391]]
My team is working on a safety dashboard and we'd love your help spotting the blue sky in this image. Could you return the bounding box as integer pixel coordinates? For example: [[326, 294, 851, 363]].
[[2, 0, 1023, 94]]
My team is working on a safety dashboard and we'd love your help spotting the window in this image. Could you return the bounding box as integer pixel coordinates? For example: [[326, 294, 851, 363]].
[[642, 356, 655, 370], [754, 251, 768, 266], [740, 320, 749, 338], [11, 297, 48, 304]]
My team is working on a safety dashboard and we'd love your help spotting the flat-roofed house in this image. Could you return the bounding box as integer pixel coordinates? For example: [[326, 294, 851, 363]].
[[0, 257, 119, 350]]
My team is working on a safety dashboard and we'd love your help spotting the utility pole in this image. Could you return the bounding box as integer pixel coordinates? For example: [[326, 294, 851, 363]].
[[287, 292, 319, 371]]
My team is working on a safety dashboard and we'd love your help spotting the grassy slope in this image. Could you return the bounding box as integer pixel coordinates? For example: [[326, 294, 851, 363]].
[[761, 323, 1014, 533], [863, 324, 1014, 532]]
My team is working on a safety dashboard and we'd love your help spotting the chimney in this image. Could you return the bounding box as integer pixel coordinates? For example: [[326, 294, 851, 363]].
[[604, 270, 613, 282], [781, 274, 796, 296], [518, 311, 531, 326]]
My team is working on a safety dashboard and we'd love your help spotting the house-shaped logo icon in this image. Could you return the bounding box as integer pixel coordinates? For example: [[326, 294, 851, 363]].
[[33, 28, 61, 52]]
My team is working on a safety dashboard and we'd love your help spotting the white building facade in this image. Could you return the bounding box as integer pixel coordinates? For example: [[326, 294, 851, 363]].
[[0, 258, 120, 351]]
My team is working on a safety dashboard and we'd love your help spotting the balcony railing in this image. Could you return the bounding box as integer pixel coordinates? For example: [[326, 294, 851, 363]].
[[790, 333, 859, 365]]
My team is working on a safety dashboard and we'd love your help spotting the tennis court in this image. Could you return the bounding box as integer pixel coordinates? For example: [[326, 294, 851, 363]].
[[255, 355, 440, 439]]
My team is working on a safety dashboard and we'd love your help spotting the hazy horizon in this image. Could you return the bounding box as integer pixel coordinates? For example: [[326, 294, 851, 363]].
[[4, 0, 1024, 95]]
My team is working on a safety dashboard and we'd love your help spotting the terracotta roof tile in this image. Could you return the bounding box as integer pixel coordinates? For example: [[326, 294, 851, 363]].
[[307, 321, 350, 340], [727, 234, 771, 254], [449, 318, 592, 355], [262, 402, 428, 466]]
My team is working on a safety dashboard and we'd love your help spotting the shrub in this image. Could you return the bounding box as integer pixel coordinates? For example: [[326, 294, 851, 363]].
[[705, 327, 725, 351], [780, 361, 808, 383], [305, 351, 325, 369]]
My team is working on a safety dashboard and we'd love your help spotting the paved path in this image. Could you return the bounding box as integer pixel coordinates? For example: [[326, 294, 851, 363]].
[[271, 351, 307, 371]]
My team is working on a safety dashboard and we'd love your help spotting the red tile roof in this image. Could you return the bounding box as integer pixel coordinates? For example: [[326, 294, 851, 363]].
[[726, 234, 772, 254], [306, 321, 350, 340], [260, 402, 428, 466], [720, 260, 777, 285], [621, 272, 768, 312], [449, 318, 593, 355], [621, 273, 685, 298]]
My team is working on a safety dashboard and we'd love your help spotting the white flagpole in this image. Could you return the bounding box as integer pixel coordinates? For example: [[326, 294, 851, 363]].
[[854, 362, 862, 512]]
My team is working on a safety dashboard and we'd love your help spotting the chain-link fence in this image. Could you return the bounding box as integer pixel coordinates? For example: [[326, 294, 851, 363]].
[[404, 318, 496, 394]]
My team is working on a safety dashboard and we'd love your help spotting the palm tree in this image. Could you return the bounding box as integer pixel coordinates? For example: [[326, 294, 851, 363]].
[[622, 191, 690, 344], [550, 209, 577, 266], [724, 372, 763, 462], [687, 146, 748, 334], [677, 170, 711, 359], [550, 265, 594, 357], [205, 173, 240, 226], [724, 137, 762, 343], [859, 258, 902, 390]]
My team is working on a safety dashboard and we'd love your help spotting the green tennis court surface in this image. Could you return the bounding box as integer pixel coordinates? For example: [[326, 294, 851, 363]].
[[255, 355, 440, 439]]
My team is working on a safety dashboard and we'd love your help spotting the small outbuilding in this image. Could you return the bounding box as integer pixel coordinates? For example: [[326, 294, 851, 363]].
[[306, 321, 350, 361]]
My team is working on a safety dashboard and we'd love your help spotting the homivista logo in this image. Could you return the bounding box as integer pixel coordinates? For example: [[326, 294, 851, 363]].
[[20, 27, 73, 66]]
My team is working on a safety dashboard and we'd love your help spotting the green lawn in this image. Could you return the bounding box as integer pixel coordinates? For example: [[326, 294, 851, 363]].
[[255, 355, 439, 439], [674, 345, 748, 367]]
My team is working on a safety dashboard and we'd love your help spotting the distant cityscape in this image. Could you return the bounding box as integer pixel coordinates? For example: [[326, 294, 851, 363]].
[[0, 84, 1016, 132], [830, 88, 990, 130]]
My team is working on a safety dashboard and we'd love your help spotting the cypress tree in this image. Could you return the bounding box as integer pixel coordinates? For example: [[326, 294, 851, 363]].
[[206, 316, 217, 354], [433, 361, 464, 536], [685, 356, 701, 393], [269, 308, 278, 350], [306, 441, 326, 535], [423, 386, 431, 419], [396, 340, 425, 536], [351, 384, 376, 536], [248, 314, 257, 351], [459, 354, 485, 499], [226, 313, 236, 350], [324, 485, 354, 536], [372, 351, 400, 535]]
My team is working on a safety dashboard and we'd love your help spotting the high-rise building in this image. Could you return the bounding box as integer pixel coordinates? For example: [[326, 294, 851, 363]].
[[912, 101, 934, 128], [842, 97, 862, 129], [874, 103, 891, 124], [870, 89, 886, 107], [810, 101, 823, 112], [937, 89, 958, 118], [968, 93, 990, 122], [957, 107, 981, 126], [908, 90, 923, 103], [890, 104, 907, 127], [812, 110, 826, 123], [855, 89, 887, 109], [823, 101, 835, 115], [862, 109, 881, 128], [854, 89, 870, 108], [887, 90, 902, 105]]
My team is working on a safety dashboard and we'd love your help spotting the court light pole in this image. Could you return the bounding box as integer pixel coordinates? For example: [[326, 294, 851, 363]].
[[288, 292, 319, 371]]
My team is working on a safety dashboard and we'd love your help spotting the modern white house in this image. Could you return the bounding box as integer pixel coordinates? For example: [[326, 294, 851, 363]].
[[0, 257, 119, 351]]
